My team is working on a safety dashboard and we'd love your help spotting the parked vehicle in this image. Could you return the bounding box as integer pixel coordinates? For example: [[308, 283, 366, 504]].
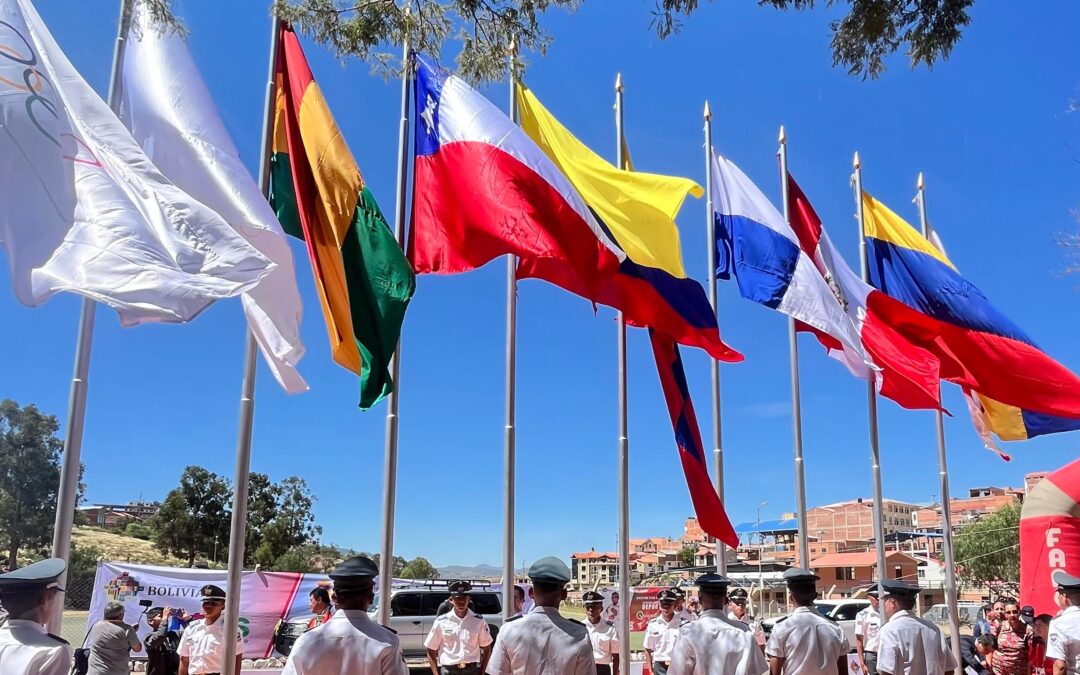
[[761, 599, 870, 651], [922, 602, 985, 628], [370, 580, 504, 659]]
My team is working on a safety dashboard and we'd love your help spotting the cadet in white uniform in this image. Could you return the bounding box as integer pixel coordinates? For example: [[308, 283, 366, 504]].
[[1048, 570, 1080, 675], [728, 587, 766, 648], [765, 568, 849, 675], [424, 580, 492, 675], [875, 580, 956, 675], [0, 558, 72, 675], [583, 591, 620, 675], [855, 589, 882, 675], [670, 573, 768, 675], [672, 587, 695, 623], [178, 584, 244, 675], [486, 557, 594, 675], [283, 556, 407, 675], [645, 588, 687, 675]]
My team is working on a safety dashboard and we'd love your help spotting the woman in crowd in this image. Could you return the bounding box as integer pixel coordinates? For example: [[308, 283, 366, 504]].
[[85, 600, 142, 675], [992, 601, 1033, 675]]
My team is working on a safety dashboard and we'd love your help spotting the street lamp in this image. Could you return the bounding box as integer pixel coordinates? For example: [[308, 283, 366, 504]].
[[757, 501, 768, 617]]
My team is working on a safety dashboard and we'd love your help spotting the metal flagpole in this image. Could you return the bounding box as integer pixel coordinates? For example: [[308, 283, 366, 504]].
[[915, 173, 963, 665], [502, 39, 519, 620], [778, 128, 810, 569], [614, 72, 632, 675], [378, 33, 412, 626], [47, 0, 134, 634], [702, 102, 727, 576], [852, 152, 889, 591], [220, 15, 282, 675]]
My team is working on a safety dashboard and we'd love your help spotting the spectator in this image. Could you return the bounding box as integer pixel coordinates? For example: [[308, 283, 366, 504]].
[[975, 634, 997, 674], [85, 601, 142, 675], [513, 585, 526, 616], [144, 606, 184, 675], [991, 601, 1032, 675], [1026, 612, 1053, 675], [974, 604, 995, 639], [306, 587, 333, 631], [960, 635, 990, 675]]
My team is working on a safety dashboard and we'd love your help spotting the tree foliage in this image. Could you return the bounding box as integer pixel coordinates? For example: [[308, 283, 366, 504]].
[[271, 543, 357, 573], [400, 556, 439, 579], [954, 501, 1020, 594], [247, 474, 322, 568], [655, 0, 973, 79], [677, 546, 696, 568], [0, 400, 76, 568], [149, 466, 232, 567]]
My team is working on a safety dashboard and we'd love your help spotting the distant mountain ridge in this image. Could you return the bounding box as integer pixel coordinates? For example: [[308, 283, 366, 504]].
[[437, 563, 503, 579]]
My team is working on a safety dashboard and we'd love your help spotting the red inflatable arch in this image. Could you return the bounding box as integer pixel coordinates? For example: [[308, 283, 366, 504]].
[[1020, 458, 1080, 615]]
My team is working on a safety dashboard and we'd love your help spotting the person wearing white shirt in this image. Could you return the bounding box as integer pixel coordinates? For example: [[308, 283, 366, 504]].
[[178, 584, 243, 675], [486, 557, 594, 675], [875, 580, 956, 675], [1047, 570, 1080, 675], [729, 587, 767, 649], [765, 568, 849, 675], [0, 558, 72, 675], [583, 591, 620, 675], [670, 573, 768, 675], [282, 556, 407, 675], [424, 581, 492, 675], [672, 587, 695, 624], [856, 589, 883, 675], [645, 588, 687, 675]]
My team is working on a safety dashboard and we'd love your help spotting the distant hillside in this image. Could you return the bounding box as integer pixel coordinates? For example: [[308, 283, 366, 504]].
[[437, 564, 502, 579], [73, 526, 221, 569]]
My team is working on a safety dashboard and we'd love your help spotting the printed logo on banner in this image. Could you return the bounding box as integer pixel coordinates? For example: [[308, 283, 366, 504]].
[[105, 573, 144, 602]]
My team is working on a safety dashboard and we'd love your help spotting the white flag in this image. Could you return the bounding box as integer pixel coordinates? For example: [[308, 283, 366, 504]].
[[0, 0, 271, 325], [120, 7, 308, 392]]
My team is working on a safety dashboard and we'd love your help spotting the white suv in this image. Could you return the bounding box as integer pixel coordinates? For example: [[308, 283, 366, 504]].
[[370, 582, 504, 659], [761, 599, 871, 651]]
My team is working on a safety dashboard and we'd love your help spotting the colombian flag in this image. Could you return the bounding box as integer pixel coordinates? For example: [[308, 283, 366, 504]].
[[862, 192, 1080, 428], [515, 84, 741, 362], [270, 25, 415, 409]]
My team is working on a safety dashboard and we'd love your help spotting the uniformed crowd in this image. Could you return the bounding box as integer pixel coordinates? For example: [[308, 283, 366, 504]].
[[1, 557, 1079, 675]]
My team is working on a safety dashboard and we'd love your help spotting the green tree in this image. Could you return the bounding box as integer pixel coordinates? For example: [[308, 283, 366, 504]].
[[677, 546, 696, 568], [954, 501, 1020, 594], [0, 400, 76, 568], [248, 476, 322, 568], [124, 522, 153, 540], [272, 543, 355, 573], [145, 1, 973, 83], [149, 466, 231, 567], [400, 556, 439, 579]]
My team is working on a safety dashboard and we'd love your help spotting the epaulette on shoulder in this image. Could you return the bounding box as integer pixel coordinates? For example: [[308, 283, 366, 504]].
[[506, 614, 522, 622], [46, 633, 69, 645], [567, 618, 585, 626], [605, 621, 615, 627], [381, 624, 398, 634], [473, 612, 484, 619]]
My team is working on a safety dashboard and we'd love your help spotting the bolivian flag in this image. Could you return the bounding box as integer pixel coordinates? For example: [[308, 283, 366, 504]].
[[270, 24, 414, 409]]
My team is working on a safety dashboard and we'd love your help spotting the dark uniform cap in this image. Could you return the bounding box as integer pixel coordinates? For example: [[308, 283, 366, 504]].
[[0, 558, 66, 592], [694, 573, 731, 594], [866, 588, 880, 598], [528, 557, 572, 584], [1052, 569, 1080, 591], [1020, 605, 1036, 625], [199, 584, 226, 601], [582, 591, 605, 605], [728, 587, 748, 600], [658, 589, 679, 603], [330, 556, 379, 592], [670, 586, 686, 598], [879, 580, 919, 599], [448, 580, 472, 597], [783, 568, 819, 588]]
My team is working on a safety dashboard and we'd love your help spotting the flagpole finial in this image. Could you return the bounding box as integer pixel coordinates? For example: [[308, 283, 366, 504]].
[[704, 100, 711, 121], [853, 151, 861, 169], [917, 171, 924, 190], [615, 72, 623, 92], [509, 36, 517, 55], [778, 125, 786, 145]]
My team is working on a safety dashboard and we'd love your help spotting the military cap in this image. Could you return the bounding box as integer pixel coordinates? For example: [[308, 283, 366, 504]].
[[783, 568, 819, 587], [728, 587, 748, 600], [670, 586, 686, 598], [866, 587, 880, 598], [0, 558, 66, 593], [528, 557, 572, 584], [329, 556, 379, 591], [582, 591, 604, 605], [448, 580, 472, 597], [879, 579, 919, 599], [694, 573, 731, 594], [658, 589, 679, 603], [199, 584, 226, 601], [1052, 569, 1080, 591]]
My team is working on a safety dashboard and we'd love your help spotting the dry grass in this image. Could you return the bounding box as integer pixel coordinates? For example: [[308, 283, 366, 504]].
[[72, 526, 223, 568]]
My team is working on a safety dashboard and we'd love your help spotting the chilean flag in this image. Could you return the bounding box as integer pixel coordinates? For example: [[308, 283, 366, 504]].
[[649, 331, 738, 548], [409, 55, 624, 297]]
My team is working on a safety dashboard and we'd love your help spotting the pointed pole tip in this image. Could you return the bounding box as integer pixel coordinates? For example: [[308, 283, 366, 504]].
[[703, 100, 711, 120], [778, 125, 786, 144], [853, 151, 861, 169], [917, 171, 924, 190], [615, 72, 623, 91]]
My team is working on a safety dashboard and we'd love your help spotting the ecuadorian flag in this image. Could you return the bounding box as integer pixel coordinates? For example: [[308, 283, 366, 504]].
[[862, 192, 1080, 440], [270, 25, 415, 409]]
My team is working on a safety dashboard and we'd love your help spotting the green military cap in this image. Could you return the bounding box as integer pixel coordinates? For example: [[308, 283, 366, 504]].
[[528, 557, 571, 584], [0, 558, 66, 593]]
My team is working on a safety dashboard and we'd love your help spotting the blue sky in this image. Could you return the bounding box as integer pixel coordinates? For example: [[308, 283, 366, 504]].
[[4, 0, 1080, 569]]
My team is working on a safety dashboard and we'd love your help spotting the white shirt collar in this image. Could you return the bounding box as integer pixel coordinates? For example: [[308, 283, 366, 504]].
[[5, 619, 46, 632]]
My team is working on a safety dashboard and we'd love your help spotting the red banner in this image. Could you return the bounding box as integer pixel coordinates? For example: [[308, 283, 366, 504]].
[[1020, 458, 1080, 616], [628, 586, 667, 632]]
